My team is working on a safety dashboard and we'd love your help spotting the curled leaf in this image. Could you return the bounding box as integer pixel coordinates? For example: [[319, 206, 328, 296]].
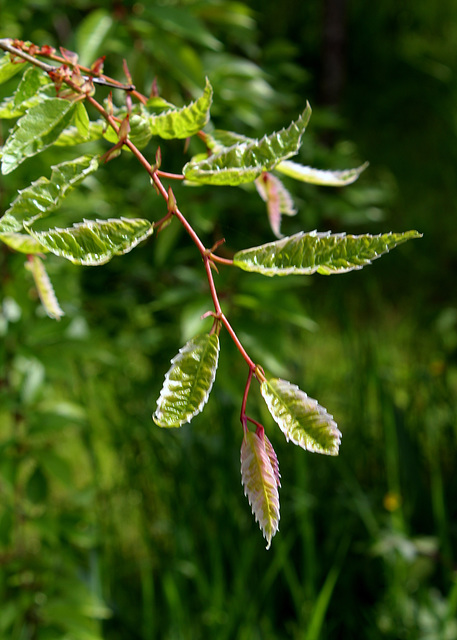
[[276, 160, 369, 186], [255, 172, 296, 238], [153, 333, 220, 427], [25, 256, 64, 320], [241, 428, 280, 549], [261, 378, 341, 456], [233, 230, 422, 277]]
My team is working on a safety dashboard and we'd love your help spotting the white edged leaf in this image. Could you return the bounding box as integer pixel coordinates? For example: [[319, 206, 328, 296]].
[[261, 378, 341, 455], [149, 78, 213, 139], [276, 160, 369, 186], [255, 172, 297, 238], [153, 333, 220, 427], [183, 103, 312, 186], [0, 155, 100, 233], [27, 217, 154, 265], [233, 230, 422, 276], [1, 98, 76, 174], [0, 231, 48, 254], [241, 428, 280, 549], [24, 256, 64, 320]]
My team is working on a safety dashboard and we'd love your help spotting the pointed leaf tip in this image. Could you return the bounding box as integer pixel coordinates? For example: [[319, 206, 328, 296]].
[[153, 333, 220, 427], [241, 429, 280, 549], [261, 378, 341, 456], [233, 230, 422, 277]]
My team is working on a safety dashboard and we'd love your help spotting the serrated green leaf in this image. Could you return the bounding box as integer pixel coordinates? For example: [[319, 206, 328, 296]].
[[205, 129, 252, 152], [24, 256, 64, 320], [153, 333, 220, 427], [183, 104, 312, 185], [149, 78, 213, 139], [233, 230, 422, 276], [27, 217, 154, 265], [74, 102, 90, 139], [241, 429, 280, 549], [13, 66, 49, 109], [0, 231, 48, 254], [276, 160, 369, 186], [1, 98, 76, 174], [0, 52, 26, 85], [255, 172, 296, 238], [0, 155, 100, 233], [261, 378, 341, 455]]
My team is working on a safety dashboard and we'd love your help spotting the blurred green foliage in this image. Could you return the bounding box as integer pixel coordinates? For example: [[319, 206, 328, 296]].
[[1, 1, 456, 639]]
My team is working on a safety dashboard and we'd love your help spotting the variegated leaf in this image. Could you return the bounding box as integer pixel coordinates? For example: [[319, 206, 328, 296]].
[[183, 104, 312, 186], [0, 231, 48, 254], [27, 217, 154, 266], [153, 333, 220, 427], [149, 78, 213, 139], [0, 155, 100, 233], [233, 230, 422, 276], [255, 172, 296, 238], [25, 256, 64, 320], [241, 428, 280, 549], [261, 378, 341, 456], [276, 160, 369, 186]]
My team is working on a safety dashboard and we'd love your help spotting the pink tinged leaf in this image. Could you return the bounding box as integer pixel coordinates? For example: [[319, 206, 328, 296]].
[[255, 172, 296, 238], [241, 429, 280, 549]]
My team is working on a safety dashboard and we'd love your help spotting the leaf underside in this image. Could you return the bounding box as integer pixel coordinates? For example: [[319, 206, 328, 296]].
[[241, 429, 280, 549], [275, 160, 369, 186], [233, 230, 422, 276], [255, 172, 296, 238], [28, 218, 154, 265], [183, 103, 312, 185], [153, 333, 220, 427], [0, 232, 47, 254], [261, 378, 342, 456]]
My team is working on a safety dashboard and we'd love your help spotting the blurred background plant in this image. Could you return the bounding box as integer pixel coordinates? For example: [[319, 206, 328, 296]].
[[0, 0, 456, 638]]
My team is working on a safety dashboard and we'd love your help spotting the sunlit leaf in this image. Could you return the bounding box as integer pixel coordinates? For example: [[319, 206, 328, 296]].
[[261, 378, 341, 455], [27, 217, 154, 265], [0, 51, 26, 85], [54, 121, 105, 146], [73, 102, 90, 139], [255, 172, 296, 238], [0, 231, 47, 254], [75, 8, 113, 67], [233, 230, 422, 276], [1, 98, 76, 174], [241, 428, 280, 549], [24, 255, 64, 320], [183, 103, 312, 185], [149, 78, 213, 139], [276, 160, 369, 186], [0, 155, 100, 233], [153, 333, 220, 427]]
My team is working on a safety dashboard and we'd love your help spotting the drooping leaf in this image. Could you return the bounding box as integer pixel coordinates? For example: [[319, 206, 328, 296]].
[[0, 51, 26, 85], [24, 256, 64, 320], [27, 217, 154, 265], [183, 104, 312, 186], [153, 333, 220, 427], [149, 78, 213, 139], [255, 172, 296, 238], [1, 98, 76, 174], [261, 378, 341, 456], [241, 428, 280, 549], [0, 155, 100, 233], [233, 230, 422, 277], [276, 160, 369, 186], [0, 231, 47, 254]]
